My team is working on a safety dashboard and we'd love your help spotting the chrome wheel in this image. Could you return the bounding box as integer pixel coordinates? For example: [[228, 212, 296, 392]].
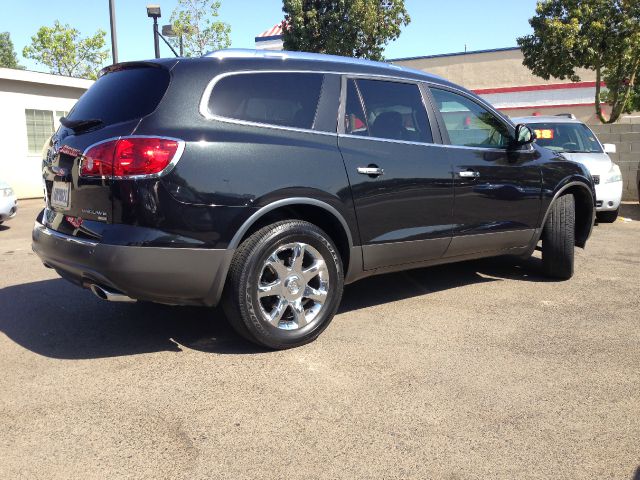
[[257, 242, 330, 330]]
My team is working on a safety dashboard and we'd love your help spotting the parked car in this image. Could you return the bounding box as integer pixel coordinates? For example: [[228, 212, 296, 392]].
[[0, 180, 17, 225], [32, 49, 595, 349], [513, 115, 622, 223]]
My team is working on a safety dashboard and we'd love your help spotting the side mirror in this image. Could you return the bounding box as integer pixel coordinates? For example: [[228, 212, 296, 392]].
[[603, 143, 616, 154], [515, 124, 536, 145]]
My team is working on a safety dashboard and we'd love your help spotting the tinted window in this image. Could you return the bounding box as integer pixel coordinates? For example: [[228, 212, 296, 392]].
[[209, 73, 323, 129], [67, 67, 170, 125], [431, 88, 511, 148], [346, 79, 432, 143], [344, 79, 369, 136], [528, 122, 602, 153]]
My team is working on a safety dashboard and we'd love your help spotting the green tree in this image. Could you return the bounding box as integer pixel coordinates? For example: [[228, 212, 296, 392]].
[[517, 0, 640, 124], [282, 0, 410, 61], [169, 0, 231, 57], [0, 32, 23, 69], [22, 21, 108, 80]]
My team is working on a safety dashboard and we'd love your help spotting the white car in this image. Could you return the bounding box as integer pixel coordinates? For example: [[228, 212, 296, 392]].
[[513, 115, 623, 223], [0, 180, 18, 225]]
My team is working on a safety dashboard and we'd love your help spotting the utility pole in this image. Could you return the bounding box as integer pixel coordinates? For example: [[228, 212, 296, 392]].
[[109, 0, 118, 64]]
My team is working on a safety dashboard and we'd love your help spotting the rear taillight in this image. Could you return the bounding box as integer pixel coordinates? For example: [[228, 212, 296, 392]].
[[80, 137, 182, 178]]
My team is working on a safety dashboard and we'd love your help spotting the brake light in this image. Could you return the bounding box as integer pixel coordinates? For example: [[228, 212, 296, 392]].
[[80, 137, 181, 178]]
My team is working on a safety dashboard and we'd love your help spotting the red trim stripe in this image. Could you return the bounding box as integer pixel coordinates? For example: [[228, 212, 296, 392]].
[[474, 81, 604, 95], [258, 24, 283, 38]]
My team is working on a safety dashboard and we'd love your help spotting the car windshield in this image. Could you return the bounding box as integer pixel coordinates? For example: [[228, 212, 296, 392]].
[[527, 122, 602, 153]]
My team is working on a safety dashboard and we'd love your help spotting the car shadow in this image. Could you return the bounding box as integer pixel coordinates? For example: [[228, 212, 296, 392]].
[[0, 255, 549, 360], [620, 202, 640, 221], [0, 224, 10, 232]]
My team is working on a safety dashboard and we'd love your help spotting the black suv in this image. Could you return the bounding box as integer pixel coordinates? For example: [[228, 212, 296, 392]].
[[33, 49, 595, 349]]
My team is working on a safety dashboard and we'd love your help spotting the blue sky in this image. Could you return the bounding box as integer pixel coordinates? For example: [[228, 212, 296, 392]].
[[2, 0, 538, 72]]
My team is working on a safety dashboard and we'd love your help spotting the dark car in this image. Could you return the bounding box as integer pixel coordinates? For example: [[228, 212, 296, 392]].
[[33, 49, 596, 349]]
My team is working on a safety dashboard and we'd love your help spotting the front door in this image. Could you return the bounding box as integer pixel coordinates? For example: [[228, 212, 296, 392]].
[[428, 87, 542, 257], [338, 77, 454, 270]]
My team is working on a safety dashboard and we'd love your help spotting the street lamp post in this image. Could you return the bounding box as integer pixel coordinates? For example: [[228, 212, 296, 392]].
[[146, 4, 161, 59], [162, 24, 183, 57], [109, 0, 118, 64]]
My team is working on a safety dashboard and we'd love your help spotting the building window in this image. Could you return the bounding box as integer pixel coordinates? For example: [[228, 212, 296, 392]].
[[55, 111, 69, 126], [25, 109, 54, 155]]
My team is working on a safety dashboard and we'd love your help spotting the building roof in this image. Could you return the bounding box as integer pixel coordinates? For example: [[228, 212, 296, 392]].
[[0, 67, 93, 89], [390, 46, 521, 63], [255, 24, 284, 42]]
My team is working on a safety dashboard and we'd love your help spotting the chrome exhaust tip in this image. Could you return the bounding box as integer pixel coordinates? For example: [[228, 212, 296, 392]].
[[89, 284, 136, 303]]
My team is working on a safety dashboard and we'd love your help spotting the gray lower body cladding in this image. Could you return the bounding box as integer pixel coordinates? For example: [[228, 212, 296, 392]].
[[32, 222, 233, 306]]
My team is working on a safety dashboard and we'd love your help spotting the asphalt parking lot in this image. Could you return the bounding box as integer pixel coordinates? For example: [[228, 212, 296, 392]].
[[1, 199, 639, 479]]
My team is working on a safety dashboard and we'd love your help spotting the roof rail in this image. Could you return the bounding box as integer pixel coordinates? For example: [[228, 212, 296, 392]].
[[203, 48, 406, 71]]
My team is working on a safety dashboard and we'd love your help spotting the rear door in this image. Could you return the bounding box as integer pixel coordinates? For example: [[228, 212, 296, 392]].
[[427, 87, 542, 257], [43, 64, 172, 233], [338, 77, 454, 270]]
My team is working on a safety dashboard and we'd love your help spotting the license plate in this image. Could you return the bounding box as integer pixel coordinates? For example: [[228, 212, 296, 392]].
[[51, 181, 71, 209]]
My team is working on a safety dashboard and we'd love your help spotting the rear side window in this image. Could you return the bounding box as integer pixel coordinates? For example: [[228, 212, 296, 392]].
[[67, 67, 170, 125], [344, 78, 432, 143], [208, 73, 323, 130]]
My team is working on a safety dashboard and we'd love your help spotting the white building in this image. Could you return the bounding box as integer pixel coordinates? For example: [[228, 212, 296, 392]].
[[0, 68, 92, 198]]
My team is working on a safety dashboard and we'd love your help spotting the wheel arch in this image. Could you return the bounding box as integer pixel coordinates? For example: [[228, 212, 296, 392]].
[[542, 181, 595, 248], [229, 198, 356, 275]]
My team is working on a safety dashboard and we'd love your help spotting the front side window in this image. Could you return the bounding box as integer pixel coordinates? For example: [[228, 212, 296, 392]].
[[344, 78, 432, 143], [208, 72, 323, 130], [25, 109, 54, 155], [528, 122, 602, 153], [430, 88, 511, 149]]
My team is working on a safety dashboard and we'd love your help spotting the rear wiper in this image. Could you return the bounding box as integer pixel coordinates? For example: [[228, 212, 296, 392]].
[[60, 117, 104, 133]]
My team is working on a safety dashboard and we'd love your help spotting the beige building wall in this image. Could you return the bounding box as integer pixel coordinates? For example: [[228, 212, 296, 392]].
[[393, 47, 596, 90], [392, 48, 614, 123]]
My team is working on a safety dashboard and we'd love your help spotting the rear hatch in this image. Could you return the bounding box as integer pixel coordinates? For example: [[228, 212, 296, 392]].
[[42, 62, 173, 235]]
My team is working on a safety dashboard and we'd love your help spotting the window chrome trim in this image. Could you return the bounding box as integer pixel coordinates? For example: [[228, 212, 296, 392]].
[[199, 69, 456, 136], [199, 70, 335, 136], [79, 135, 186, 180], [338, 133, 438, 148], [198, 68, 516, 141]]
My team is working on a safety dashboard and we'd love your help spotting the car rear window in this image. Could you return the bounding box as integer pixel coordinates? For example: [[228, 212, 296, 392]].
[[66, 66, 170, 125], [207, 72, 324, 130]]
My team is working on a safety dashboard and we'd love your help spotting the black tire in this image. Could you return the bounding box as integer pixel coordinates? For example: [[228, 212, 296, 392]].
[[596, 209, 619, 223], [541, 193, 575, 280], [222, 220, 344, 349]]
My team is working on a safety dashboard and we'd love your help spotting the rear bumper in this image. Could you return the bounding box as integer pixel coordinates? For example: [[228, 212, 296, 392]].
[[32, 221, 233, 306], [595, 180, 623, 211]]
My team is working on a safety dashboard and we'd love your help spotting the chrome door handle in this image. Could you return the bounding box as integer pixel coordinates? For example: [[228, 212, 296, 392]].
[[357, 166, 384, 176], [457, 170, 480, 178]]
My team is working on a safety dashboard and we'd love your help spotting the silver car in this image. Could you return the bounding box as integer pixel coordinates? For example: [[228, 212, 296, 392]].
[[0, 180, 18, 225], [513, 115, 623, 223]]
